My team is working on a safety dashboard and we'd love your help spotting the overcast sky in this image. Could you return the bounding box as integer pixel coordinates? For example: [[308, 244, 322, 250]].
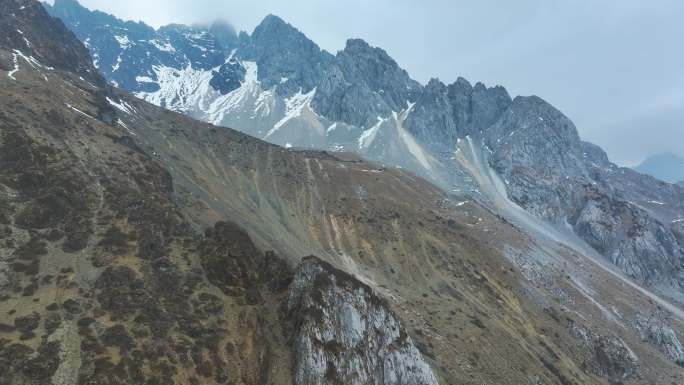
[[53, 0, 684, 166]]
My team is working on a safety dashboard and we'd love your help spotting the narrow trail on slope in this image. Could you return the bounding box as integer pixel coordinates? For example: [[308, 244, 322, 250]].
[[454, 136, 684, 322]]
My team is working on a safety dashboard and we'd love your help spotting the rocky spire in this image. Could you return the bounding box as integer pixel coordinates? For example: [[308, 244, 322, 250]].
[[311, 38, 422, 128], [405, 78, 459, 151], [239, 14, 334, 96]]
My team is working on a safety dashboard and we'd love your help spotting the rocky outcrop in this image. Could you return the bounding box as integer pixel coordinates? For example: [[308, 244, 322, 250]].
[[403, 75, 511, 149], [572, 189, 683, 284], [633, 312, 684, 365], [403, 78, 458, 152], [287, 257, 440, 385], [568, 321, 638, 383], [484, 96, 588, 220], [209, 57, 246, 95], [449, 79, 512, 137]]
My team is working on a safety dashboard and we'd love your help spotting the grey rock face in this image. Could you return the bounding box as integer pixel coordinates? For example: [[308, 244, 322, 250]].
[[209, 58, 246, 94], [485, 96, 584, 175], [481, 95, 684, 286], [446, 78, 512, 137], [312, 63, 392, 129], [588, 165, 684, 235], [239, 14, 334, 97], [633, 312, 684, 365], [467, 82, 512, 136], [287, 257, 440, 385], [339, 39, 422, 111], [572, 189, 683, 284], [485, 96, 587, 220], [404, 78, 458, 152], [568, 321, 638, 382], [581, 141, 611, 168], [312, 39, 422, 128], [404, 77, 511, 153], [446, 78, 474, 133]]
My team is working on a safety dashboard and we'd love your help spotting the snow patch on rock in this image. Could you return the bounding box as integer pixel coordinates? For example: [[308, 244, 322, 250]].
[[114, 35, 131, 49]]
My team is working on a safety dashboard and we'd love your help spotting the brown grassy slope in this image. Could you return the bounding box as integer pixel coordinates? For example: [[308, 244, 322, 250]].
[[115, 76, 684, 385], [0, 49, 297, 384], [113, 87, 671, 384], [0, 52, 592, 385]]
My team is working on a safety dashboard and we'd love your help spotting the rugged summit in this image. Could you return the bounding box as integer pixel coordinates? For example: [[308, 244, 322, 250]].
[[404, 77, 512, 152], [46, 0, 227, 92], [238, 14, 334, 97], [1, 0, 99, 83], [312, 38, 422, 128], [3, 1, 684, 384]]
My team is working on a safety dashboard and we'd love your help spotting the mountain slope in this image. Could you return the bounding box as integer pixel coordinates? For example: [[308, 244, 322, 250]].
[[480, 96, 684, 287], [0, 1, 440, 384], [3, 1, 684, 385], [45, 0, 684, 299]]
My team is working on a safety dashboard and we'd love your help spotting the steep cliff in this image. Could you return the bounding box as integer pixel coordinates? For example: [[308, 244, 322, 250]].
[[287, 257, 439, 385]]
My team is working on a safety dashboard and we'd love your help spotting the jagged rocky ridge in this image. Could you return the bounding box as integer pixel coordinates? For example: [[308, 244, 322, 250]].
[[287, 257, 439, 385], [45, 0, 684, 293], [3, 1, 684, 384]]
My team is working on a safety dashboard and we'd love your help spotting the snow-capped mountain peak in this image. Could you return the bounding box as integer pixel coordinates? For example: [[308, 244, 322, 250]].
[[46, 0, 684, 302]]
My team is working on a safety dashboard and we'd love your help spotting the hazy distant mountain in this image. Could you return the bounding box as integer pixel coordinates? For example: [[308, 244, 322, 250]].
[[635, 153, 684, 184]]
